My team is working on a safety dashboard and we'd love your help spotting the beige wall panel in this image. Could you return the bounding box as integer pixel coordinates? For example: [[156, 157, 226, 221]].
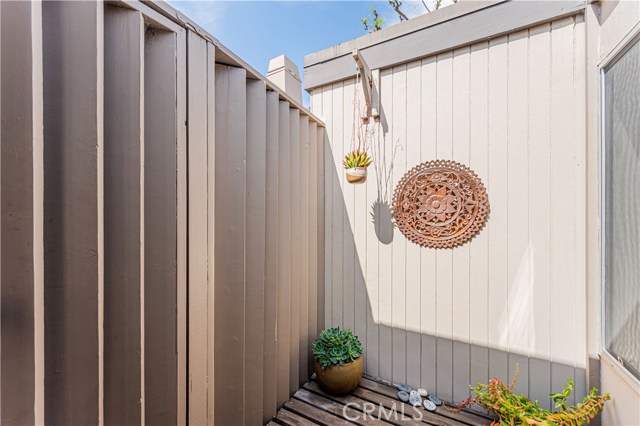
[[352, 94, 368, 385], [364, 82, 380, 378], [377, 70, 393, 381], [486, 35, 509, 386], [451, 46, 471, 403], [404, 60, 422, 389], [550, 18, 578, 405], [572, 15, 587, 400], [390, 65, 407, 386], [320, 86, 332, 331], [245, 78, 267, 425], [419, 56, 437, 393], [599, 0, 640, 63], [435, 51, 454, 403], [527, 22, 553, 410], [277, 100, 292, 407], [214, 64, 247, 425], [42, 2, 104, 423], [187, 30, 210, 426], [505, 30, 530, 396], [263, 90, 280, 422], [330, 83, 344, 329], [342, 79, 355, 336], [468, 41, 490, 394]]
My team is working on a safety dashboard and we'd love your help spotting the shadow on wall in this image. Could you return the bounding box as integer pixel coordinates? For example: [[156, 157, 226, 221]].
[[323, 132, 588, 412], [369, 113, 400, 245]]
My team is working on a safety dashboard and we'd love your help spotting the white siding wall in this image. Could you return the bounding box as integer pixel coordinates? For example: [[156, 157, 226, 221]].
[[311, 16, 588, 408]]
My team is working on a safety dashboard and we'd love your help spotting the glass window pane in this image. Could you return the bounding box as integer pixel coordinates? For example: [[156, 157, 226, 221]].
[[604, 37, 640, 380]]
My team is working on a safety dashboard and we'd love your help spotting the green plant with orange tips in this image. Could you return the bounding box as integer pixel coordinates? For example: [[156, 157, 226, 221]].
[[343, 150, 372, 169], [447, 365, 610, 425]]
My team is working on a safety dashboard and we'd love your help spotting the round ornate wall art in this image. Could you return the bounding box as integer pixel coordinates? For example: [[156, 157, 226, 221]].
[[392, 160, 489, 249]]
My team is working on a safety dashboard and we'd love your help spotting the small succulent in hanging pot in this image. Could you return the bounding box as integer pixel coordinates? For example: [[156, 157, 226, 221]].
[[343, 150, 372, 184]]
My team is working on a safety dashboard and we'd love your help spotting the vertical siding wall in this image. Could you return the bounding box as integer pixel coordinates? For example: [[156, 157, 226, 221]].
[[0, 1, 324, 424], [311, 16, 588, 409]]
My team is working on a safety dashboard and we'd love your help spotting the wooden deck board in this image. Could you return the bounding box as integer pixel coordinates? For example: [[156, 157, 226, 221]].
[[273, 377, 492, 426], [358, 377, 490, 426], [276, 408, 323, 426]]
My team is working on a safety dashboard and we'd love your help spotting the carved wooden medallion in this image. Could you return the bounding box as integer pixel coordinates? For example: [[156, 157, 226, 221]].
[[392, 160, 489, 248]]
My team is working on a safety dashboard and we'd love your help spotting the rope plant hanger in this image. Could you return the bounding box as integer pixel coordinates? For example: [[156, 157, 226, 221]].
[[343, 69, 376, 184]]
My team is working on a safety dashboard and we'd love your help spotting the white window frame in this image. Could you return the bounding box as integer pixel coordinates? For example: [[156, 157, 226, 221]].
[[599, 25, 640, 388]]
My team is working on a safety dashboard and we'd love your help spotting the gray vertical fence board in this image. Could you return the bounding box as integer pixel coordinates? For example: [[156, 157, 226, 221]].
[[245, 78, 267, 425], [143, 26, 178, 426], [187, 29, 209, 426], [214, 64, 247, 425], [175, 25, 188, 426], [263, 90, 280, 422], [277, 100, 292, 407], [317, 125, 326, 338], [42, 2, 104, 423], [289, 108, 301, 393], [32, 2, 45, 422], [104, 7, 144, 424], [0, 1, 44, 423], [308, 121, 319, 376], [299, 115, 310, 385], [206, 41, 216, 426]]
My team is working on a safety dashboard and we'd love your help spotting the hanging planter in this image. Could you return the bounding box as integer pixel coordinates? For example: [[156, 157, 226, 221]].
[[343, 151, 372, 184]]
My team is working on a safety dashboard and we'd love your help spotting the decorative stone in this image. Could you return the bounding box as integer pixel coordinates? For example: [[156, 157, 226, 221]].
[[418, 388, 429, 397], [397, 391, 410, 402], [409, 390, 422, 407], [392, 160, 489, 249], [423, 399, 437, 412], [428, 395, 442, 406], [396, 384, 412, 393]]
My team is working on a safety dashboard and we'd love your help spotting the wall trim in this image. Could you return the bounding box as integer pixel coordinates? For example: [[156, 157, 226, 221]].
[[303, 0, 587, 90]]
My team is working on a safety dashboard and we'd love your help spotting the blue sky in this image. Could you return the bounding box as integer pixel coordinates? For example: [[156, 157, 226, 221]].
[[168, 1, 432, 105]]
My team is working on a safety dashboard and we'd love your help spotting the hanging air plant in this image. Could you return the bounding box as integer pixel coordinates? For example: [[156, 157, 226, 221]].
[[343, 150, 373, 183], [344, 69, 378, 184]]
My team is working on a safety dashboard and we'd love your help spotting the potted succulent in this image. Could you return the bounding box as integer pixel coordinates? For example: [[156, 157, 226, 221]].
[[343, 150, 372, 184], [312, 327, 363, 395]]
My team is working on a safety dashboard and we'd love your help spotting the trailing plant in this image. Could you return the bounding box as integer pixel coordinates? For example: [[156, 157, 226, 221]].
[[447, 365, 610, 425], [343, 150, 373, 170], [312, 327, 363, 369]]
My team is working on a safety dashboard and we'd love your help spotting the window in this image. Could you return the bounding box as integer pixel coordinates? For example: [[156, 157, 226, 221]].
[[603, 36, 640, 380]]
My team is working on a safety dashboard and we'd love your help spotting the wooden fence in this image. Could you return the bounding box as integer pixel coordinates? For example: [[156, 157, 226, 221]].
[[0, 1, 324, 424]]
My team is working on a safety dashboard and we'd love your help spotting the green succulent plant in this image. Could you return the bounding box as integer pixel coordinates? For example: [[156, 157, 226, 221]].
[[312, 327, 363, 369], [447, 365, 610, 425], [343, 150, 373, 169]]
